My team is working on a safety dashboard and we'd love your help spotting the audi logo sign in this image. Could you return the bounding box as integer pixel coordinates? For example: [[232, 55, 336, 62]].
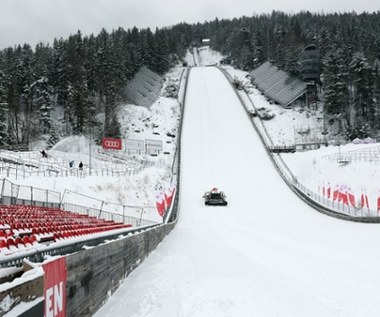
[[102, 138, 122, 150]]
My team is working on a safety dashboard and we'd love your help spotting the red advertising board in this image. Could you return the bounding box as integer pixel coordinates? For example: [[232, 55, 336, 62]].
[[102, 137, 122, 150], [43, 257, 67, 317]]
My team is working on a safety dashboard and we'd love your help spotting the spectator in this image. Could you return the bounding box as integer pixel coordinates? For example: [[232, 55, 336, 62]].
[[79, 161, 83, 171], [69, 160, 74, 168]]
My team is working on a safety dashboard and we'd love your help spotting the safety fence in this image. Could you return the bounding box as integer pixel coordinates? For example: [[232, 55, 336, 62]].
[[0, 149, 151, 180], [0, 178, 158, 228], [164, 66, 188, 224], [0, 178, 61, 207], [322, 146, 380, 164], [219, 66, 380, 222]]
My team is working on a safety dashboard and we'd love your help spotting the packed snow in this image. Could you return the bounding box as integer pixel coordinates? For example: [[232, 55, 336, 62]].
[[93, 57, 380, 317]]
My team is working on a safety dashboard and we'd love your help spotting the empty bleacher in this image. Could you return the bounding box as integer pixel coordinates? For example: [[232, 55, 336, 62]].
[[123, 66, 164, 108], [250, 61, 307, 107], [0, 204, 132, 256]]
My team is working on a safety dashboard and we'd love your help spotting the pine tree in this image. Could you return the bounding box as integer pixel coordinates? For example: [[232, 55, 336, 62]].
[[32, 76, 52, 135], [104, 112, 121, 139], [153, 29, 171, 74], [51, 38, 70, 115], [250, 30, 265, 69], [65, 30, 91, 134], [322, 48, 348, 115], [349, 52, 371, 118], [371, 59, 380, 129], [0, 70, 9, 146]]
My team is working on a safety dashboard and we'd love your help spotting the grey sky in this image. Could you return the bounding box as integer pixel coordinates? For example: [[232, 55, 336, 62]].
[[0, 0, 378, 49]]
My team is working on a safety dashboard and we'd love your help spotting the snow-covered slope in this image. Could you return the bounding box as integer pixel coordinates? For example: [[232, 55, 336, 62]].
[[94, 67, 380, 317]]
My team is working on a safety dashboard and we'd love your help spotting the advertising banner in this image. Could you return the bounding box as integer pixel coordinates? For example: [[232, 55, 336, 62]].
[[145, 139, 163, 152], [125, 139, 145, 152], [43, 257, 67, 317], [102, 138, 122, 150]]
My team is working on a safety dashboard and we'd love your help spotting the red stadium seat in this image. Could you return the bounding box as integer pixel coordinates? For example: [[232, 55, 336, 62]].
[[5, 230, 13, 237], [0, 204, 134, 243], [15, 237, 26, 249], [29, 235, 38, 245], [0, 239, 11, 255], [53, 232, 63, 241], [22, 236, 33, 247], [6, 237, 18, 252]]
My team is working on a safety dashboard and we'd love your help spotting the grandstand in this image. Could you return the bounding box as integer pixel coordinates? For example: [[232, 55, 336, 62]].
[[250, 61, 307, 107], [123, 66, 164, 108], [0, 204, 132, 255]]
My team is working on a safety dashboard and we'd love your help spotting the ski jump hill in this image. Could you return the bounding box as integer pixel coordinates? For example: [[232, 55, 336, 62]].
[[2, 65, 380, 317]]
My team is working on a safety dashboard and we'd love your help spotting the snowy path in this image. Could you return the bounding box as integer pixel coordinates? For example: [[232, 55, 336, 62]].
[[94, 67, 380, 317]]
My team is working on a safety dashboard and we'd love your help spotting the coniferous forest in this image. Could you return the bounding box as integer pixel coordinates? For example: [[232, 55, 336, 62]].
[[0, 11, 380, 148]]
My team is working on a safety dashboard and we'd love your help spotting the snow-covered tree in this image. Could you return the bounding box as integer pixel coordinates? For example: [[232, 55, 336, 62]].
[[349, 52, 371, 118], [371, 59, 380, 130], [322, 48, 348, 115], [32, 76, 52, 134], [0, 70, 9, 145]]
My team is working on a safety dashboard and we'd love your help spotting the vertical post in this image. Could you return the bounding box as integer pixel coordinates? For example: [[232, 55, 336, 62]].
[[99, 201, 105, 218], [125, 128, 128, 154], [89, 134, 92, 176], [0, 178, 5, 204], [139, 208, 144, 227], [338, 142, 341, 161], [60, 189, 67, 209], [267, 27, 270, 61]]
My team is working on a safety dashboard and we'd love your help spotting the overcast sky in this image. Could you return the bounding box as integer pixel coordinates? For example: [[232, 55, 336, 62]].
[[0, 0, 378, 49]]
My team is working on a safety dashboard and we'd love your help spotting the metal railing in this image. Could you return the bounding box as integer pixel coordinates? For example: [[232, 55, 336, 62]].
[[323, 146, 380, 164], [0, 177, 159, 224], [0, 147, 151, 180], [0, 178, 61, 206], [219, 66, 380, 222], [163, 67, 189, 224]]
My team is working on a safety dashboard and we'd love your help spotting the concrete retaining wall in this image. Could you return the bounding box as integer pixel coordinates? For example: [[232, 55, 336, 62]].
[[66, 222, 175, 317]]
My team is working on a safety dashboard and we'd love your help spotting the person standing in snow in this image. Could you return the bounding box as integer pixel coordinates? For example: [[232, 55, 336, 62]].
[[79, 161, 83, 170]]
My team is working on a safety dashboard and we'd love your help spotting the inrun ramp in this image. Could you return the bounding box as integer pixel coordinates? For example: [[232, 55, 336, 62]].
[[95, 67, 380, 317]]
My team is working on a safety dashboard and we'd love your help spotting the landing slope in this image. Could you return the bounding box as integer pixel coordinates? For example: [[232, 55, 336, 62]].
[[95, 67, 380, 317]]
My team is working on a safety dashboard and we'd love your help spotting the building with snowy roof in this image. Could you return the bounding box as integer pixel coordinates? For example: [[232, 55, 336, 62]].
[[250, 61, 307, 108], [122, 66, 164, 108]]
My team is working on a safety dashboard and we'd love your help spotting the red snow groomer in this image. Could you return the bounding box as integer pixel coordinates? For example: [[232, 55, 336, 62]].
[[203, 187, 228, 206]]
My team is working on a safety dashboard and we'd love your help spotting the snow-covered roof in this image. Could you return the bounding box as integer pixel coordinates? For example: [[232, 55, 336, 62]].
[[250, 61, 307, 107], [123, 66, 164, 108]]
